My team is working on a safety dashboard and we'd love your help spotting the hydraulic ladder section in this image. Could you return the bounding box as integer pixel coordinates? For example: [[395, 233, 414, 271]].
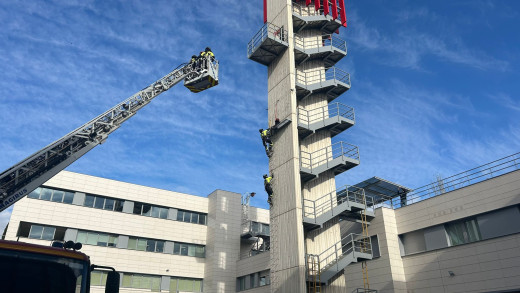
[[0, 55, 219, 212]]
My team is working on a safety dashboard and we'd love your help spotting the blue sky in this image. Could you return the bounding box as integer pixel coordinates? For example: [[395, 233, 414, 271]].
[[1, 0, 519, 231]]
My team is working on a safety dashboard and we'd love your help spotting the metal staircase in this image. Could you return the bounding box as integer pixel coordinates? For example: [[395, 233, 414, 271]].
[[300, 142, 359, 183], [294, 33, 347, 66], [297, 102, 355, 139], [295, 67, 351, 100], [303, 185, 375, 231], [306, 233, 373, 285]]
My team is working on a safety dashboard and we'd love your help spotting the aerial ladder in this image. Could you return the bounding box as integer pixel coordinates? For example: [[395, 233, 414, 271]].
[[0, 53, 219, 213]]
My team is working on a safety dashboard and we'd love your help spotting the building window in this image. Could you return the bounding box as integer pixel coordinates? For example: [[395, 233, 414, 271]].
[[76, 231, 118, 247], [28, 187, 74, 204], [171, 242, 205, 258], [84, 194, 124, 212], [121, 273, 161, 292], [127, 237, 165, 253], [170, 277, 203, 292], [28, 225, 56, 240], [177, 210, 207, 225], [237, 270, 270, 291], [445, 218, 481, 246], [90, 271, 108, 286]]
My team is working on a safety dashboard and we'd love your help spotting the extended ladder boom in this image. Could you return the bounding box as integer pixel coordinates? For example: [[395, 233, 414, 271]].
[[0, 55, 219, 212]]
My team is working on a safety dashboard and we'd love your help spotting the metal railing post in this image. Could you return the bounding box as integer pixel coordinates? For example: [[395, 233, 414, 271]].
[[329, 191, 334, 216], [313, 200, 316, 219]]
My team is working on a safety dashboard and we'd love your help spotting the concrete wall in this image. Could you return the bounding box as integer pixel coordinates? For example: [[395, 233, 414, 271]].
[[204, 190, 242, 293]]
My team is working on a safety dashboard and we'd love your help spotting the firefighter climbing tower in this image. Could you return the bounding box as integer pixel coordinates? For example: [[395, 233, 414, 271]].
[[248, 1, 375, 292]]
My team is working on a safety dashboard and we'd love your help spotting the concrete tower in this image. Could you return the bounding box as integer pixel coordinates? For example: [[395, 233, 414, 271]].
[[248, 1, 373, 292]]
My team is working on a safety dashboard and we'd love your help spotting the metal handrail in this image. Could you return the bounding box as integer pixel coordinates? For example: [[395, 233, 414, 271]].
[[298, 102, 354, 129], [294, 33, 347, 53], [376, 152, 520, 209], [309, 233, 372, 273], [296, 67, 351, 87], [300, 141, 359, 172], [292, 0, 342, 18], [303, 185, 374, 219], [247, 22, 288, 57]]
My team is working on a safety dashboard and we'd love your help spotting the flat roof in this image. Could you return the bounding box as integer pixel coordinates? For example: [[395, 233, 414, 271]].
[[351, 176, 411, 204]]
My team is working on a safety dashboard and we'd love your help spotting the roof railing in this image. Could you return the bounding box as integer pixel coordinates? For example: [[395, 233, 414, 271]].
[[296, 67, 351, 87], [303, 185, 373, 219], [377, 152, 520, 209], [301, 141, 359, 172], [298, 102, 354, 129], [247, 22, 288, 57]]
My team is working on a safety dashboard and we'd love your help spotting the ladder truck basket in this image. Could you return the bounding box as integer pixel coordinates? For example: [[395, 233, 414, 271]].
[[184, 57, 219, 93]]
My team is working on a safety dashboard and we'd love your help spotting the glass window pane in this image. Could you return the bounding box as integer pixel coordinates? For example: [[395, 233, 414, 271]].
[[159, 208, 168, 219], [195, 246, 205, 258], [199, 214, 206, 225], [29, 225, 44, 239], [465, 219, 481, 243], [180, 244, 189, 256], [108, 235, 118, 247], [63, 192, 74, 204], [193, 280, 202, 292], [140, 276, 151, 289], [114, 200, 124, 212], [146, 240, 156, 252], [94, 197, 105, 209], [84, 195, 95, 207], [51, 190, 64, 202], [188, 245, 195, 257], [151, 276, 161, 292], [87, 232, 98, 245], [169, 278, 178, 292], [101, 272, 107, 286], [104, 198, 115, 210], [173, 243, 180, 254], [131, 275, 142, 289], [191, 213, 199, 224], [178, 279, 193, 291], [137, 239, 147, 251], [128, 238, 137, 250], [446, 222, 465, 246], [41, 227, 56, 240], [142, 204, 152, 216], [151, 206, 160, 218], [177, 211, 184, 221], [183, 212, 191, 223], [122, 274, 132, 287], [28, 187, 41, 199], [91, 271, 102, 286], [97, 234, 109, 246], [40, 188, 52, 201], [156, 241, 164, 253], [76, 231, 88, 244], [133, 202, 143, 215]]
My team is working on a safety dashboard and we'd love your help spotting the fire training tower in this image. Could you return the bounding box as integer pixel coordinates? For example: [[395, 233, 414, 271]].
[[248, 1, 376, 292]]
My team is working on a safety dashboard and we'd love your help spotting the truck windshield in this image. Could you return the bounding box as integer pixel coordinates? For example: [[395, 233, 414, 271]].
[[0, 248, 89, 293]]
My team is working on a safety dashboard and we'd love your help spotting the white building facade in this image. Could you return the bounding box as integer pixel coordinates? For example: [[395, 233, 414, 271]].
[[5, 166, 520, 293]]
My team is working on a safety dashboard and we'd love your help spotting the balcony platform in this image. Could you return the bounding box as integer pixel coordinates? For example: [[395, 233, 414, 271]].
[[295, 67, 351, 101], [294, 34, 347, 67], [247, 23, 289, 66], [298, 102, 355, 139]]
